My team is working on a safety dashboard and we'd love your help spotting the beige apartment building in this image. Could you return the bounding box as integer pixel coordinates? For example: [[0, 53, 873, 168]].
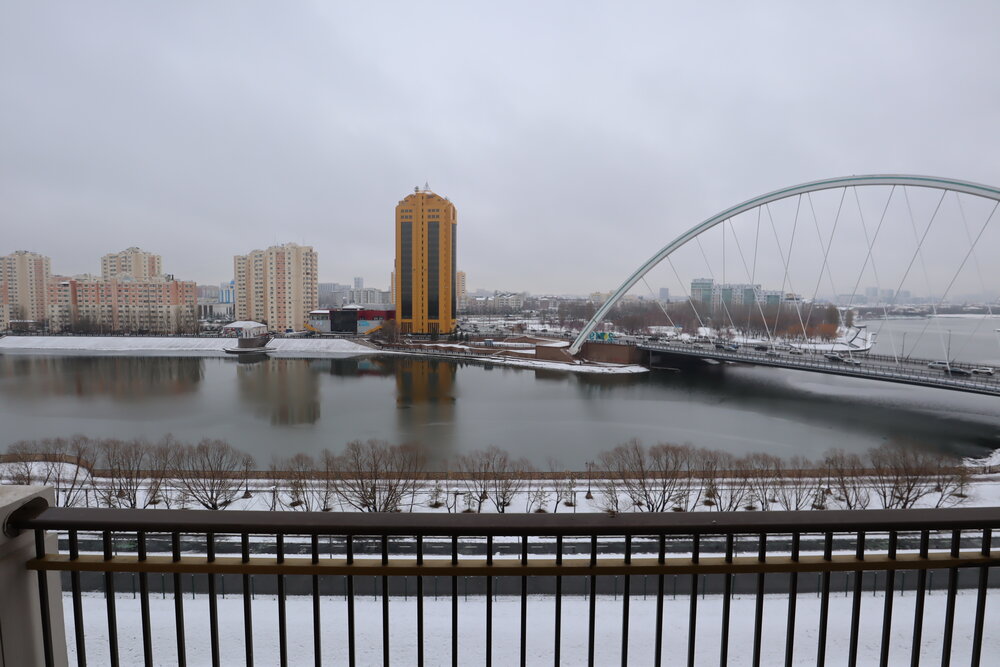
[[101, 247, 162, 280], [394, 188, 457, 334], [47, 275, 198, 334], [0, 250, 52, 325], [234, 243, 318, 332]]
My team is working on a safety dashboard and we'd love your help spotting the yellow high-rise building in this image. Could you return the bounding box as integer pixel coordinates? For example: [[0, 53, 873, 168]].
[[394, 187, 457, 334]]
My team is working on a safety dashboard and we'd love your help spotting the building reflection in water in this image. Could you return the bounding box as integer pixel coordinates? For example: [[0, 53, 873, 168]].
[[393, 357, 457, 464], [0, 355, 203, 400], [235, 358, 320, 425]]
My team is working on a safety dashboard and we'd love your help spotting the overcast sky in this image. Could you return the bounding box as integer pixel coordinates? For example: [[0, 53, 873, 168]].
[[2, 1, 999, 295]]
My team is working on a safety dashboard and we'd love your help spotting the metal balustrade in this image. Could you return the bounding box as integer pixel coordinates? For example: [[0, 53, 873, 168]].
[[4, 501, 1000, 666]]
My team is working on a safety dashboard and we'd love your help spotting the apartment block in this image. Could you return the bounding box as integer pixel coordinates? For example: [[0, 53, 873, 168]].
[[0, 250, 52, 323], [234, 243, 318, 332], [456, 271, 467, 310], [101, 247, 162, 280], [47, 275, 197, 334]]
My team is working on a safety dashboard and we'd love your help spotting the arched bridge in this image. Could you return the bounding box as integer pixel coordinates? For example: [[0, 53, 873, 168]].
[[571, 175, 1000, 396]]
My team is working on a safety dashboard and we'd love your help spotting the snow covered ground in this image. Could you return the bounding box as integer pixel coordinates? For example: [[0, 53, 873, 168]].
[[0, 336, 373, 357], [65, 589, 998, 666]]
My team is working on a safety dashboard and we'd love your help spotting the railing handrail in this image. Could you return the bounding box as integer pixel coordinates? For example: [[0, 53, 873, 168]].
[[10, 503, 1000, 537]]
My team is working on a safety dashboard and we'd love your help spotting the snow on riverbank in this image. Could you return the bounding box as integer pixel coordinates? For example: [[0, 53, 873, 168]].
[[0, 336, 372, 357]]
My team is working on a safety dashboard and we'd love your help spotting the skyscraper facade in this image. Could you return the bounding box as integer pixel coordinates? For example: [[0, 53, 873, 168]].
[[234, 242, 318, 332], [394, 188, 457, 334]]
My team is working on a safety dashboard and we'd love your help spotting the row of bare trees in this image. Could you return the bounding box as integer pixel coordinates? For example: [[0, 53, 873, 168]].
[[2, 437, 973, 514], [594, 439, 971, 513]]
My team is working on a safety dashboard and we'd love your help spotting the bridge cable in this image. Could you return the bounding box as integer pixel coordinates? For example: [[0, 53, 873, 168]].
[[666, 256, 706, 330], [920, 196, 995, 361], [694, 235, 740, 336], [640, 275, 677, 329], [725, 217, 776, 343], [764, 197, 811, 344], [803, 189, 847, 334], [898, 188, 951, 362], [851, 186, 899, 361], [841, 186, 898, 361], [950, 193, 999, 361]]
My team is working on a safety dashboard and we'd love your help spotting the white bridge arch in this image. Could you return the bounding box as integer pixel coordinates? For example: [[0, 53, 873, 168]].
[[569, 174, 1000, 355]]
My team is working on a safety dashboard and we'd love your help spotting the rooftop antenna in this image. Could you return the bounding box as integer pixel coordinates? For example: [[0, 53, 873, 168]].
[[424, 180, 430, 192]]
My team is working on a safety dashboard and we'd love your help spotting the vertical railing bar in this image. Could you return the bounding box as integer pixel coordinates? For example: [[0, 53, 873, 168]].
[[312, 533, 321, 667], [383, 534, 392, 667], [206, 531, 219, 667], [656, 534, 665, 667], [848, 530, 865, 667], [721, 533, 734, 667], [414, 534, 422, 667], [486, 534, 493, 667], [878, 531, 898, 667], [520, 534, 528, 667], [171, 531, 186, 667], [816, 531, 832, 667], [33, 529, 55, 667], [784, 532, 800, 667], [970, 528, 991, 667], [752, 532, 766, 667], [137, 530, 152, 667], [688, 533, 699, 667], [103, 530, 119, 667], [621, 534, 632, 667], [940, 529, 961, 667], [277, 533, 287, 667], [588, 534, 597, 667], [452, 534, 460, 667], [69, 529, 86, 667], [347, 534, 357, 667], [241, 533, 253, 667], [554, 534, 562, 667], [910, 529, 929, 667]]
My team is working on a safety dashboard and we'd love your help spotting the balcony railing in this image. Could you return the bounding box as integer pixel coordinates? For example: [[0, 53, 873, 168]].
[[2, 487, 999, 666]]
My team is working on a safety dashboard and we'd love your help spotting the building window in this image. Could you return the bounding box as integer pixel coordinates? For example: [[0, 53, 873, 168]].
[[401, 222, 412, 319]]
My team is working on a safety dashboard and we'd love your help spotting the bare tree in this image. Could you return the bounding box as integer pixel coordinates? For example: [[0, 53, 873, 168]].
[[92, 438, 159, 509], [454, 449, 493, 513], [596, 439, 698, 513], [332, 440, 425, 512], [868, 443, 936, 510], [823, 449, 871, 510], [173, 439, 254, 510], [455, 446, 529, 514], [773, 456, 817, 511], [744, 452, 783, 511], [272, 453, 331, 512], [701, 450, 752, 512], [928, 457, 971, 508], [4, 440, 41, 485]]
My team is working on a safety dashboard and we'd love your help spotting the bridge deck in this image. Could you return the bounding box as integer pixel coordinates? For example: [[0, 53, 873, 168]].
[[639, 343, 1000, 397]]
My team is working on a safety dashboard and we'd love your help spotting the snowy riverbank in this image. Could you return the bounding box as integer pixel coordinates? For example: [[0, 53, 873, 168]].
[[0, 335, 648, 373], [0, 335, 373, 357]]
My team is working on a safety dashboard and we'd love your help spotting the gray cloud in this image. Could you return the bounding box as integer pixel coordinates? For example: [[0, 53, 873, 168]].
[[2, 1, 998, 295]]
